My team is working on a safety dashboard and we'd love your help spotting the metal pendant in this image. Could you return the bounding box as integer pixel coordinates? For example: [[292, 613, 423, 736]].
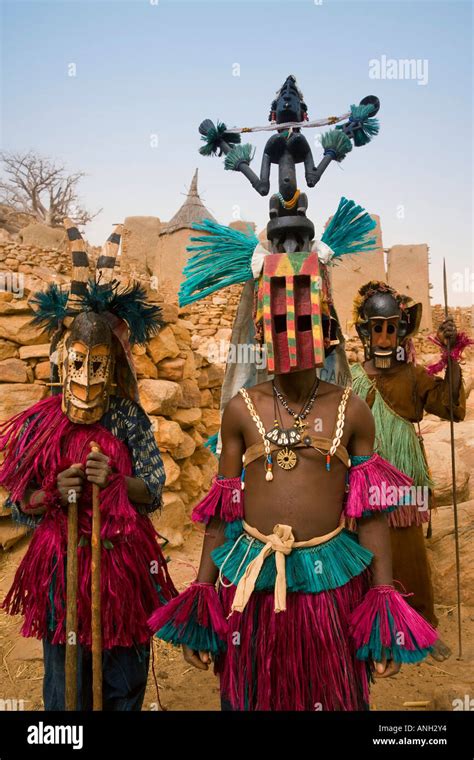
[[265, 425, 301, 446], [276, 447, 297, 470], [294, 417, 307, 432]]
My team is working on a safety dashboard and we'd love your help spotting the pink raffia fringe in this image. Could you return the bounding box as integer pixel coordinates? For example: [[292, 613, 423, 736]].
[[191, 476, 243, 524], [344, 453, 413, 519], [404, 338, 417, 365], [349, 585, 437, 661], [216, 572, 372, 711], [148, 582, 228, 653], [427, 331, 474, 375], [0, 395, 176, 649]]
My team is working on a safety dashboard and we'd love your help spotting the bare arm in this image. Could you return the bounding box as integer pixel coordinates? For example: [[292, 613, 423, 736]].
[[125, 477, 154, 505], [183, 394, 245, 671], [196, 395, 245, 584], [346, 393, 393, 586]]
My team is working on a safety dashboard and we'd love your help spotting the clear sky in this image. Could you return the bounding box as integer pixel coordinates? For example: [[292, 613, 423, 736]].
[[1, 0, 472, 305]]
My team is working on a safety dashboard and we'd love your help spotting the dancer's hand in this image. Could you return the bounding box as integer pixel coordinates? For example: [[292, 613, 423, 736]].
[[85, 450, 111, 488], [373, 655, 401, 678], [437, 316, 457, 346], [182, 644, 211, 671], [57, 464, 84, 507]]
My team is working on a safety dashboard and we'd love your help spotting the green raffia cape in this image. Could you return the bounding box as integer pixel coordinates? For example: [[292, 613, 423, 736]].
[[350, 363, 433, 490]]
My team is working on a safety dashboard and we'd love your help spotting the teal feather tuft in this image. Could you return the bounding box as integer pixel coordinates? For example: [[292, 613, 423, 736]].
[[178, 219, 258, 306], [322, 197, 377, 260], [77, 280, 163, 345], [321, 129, 353, 162], [224, 143, 255, 171], [30, 283, 68, 333], [199, 120, 241, 157], [31, 280, 163, 345], [337, 103, 380, 147]]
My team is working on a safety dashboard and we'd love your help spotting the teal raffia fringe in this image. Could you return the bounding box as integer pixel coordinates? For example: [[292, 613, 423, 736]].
[[178, 198, 376, 306], [337, 103, 380, 147], [349, 586, 437, 664], [321, 129, 353, 162], [178, 219, 258, 306], [224, 143, 255, 171], [212, 521, 373, 594], [321, 197, 377, 260], [355, 615, 433, 664], [199, 120, 241, 157], [148, 582, 228, 655]]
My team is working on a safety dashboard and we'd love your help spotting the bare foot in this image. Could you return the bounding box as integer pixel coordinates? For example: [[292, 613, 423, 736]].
[[430, 638, 452, 662]]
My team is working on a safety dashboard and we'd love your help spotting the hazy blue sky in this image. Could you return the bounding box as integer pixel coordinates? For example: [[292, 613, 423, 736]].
[[1, 0, 472, 305]]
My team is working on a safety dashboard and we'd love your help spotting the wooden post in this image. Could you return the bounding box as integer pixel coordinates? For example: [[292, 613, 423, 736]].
[[90, 442, 103, 710]]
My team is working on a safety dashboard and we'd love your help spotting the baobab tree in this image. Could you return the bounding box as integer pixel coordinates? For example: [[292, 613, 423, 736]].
[[0, 151, 101, 227]]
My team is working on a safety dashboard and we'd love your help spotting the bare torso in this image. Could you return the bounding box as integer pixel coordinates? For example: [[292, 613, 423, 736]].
[[194, 372, 396, 636], [228, 379, 357, 540]]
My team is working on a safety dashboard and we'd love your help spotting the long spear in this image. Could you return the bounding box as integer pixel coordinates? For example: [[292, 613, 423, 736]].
[[443, 259, 462, 659]]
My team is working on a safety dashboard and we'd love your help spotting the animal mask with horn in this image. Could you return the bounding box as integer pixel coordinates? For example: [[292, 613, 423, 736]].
[[30, 219, 163, 424]]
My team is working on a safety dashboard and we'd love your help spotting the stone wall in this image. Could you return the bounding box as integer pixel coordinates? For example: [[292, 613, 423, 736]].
[[179, 284, 243, 369], [0, 237, 104, 290], [432, 304, 473, 334], [387, 244, 432, 331], [0, 239, 70, 275]]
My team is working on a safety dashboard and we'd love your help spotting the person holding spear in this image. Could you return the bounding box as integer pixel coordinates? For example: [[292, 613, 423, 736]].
[[0, 220, 176, 711], [350, 280, 470, 662]]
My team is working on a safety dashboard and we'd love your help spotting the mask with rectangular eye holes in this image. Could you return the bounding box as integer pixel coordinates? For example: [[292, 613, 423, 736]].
[[59, 311, 115, 424], [253, 250, 327, 375]]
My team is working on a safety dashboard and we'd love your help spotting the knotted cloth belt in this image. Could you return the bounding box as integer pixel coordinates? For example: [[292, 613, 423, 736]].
[[230, 520, 344, 615]]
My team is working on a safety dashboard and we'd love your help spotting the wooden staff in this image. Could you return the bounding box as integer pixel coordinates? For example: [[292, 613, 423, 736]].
[[90, 441, 103, 710], [65, 465, 80, 711]]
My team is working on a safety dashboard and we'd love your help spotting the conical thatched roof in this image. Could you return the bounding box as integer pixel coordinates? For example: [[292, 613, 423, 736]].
[[161, 169, 216, 235]]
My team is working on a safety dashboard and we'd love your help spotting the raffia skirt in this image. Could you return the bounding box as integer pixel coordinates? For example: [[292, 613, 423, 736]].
[[212, 520, 374, 711]]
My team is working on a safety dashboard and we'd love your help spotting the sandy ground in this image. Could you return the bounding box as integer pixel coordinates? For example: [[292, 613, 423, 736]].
[[0, 526, 472, 713]]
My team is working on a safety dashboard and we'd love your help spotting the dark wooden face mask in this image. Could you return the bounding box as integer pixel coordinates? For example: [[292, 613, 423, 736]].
[[61, 312, 115, 425]]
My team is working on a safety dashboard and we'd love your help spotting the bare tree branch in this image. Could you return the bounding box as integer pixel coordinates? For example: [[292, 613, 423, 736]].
[[0, 151, 101, 226]]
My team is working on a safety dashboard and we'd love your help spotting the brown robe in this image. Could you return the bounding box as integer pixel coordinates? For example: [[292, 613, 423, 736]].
[[362, 362, 466, 627]]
